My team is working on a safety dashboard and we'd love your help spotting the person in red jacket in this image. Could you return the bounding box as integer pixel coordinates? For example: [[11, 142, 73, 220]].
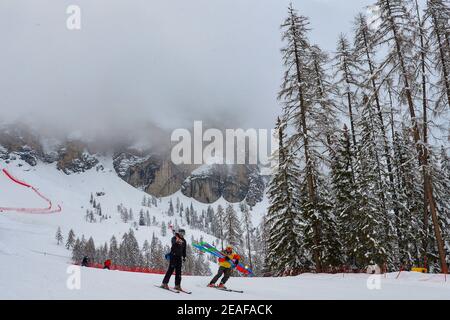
[[208, 246, 240, 289], [103, 259, 112, 270]]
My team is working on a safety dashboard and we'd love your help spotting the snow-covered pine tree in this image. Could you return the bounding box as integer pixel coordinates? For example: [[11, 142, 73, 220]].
[[183, 244, 195, 274], [145, 210, 151, 226], [250, 222, 267, 276], [240, 201, 254, 270], [55, 227, 63, 245], [65, 229, 75, 249], [119, 205, 129, 223], [85, 209, 95, 223], [120, 229, 142, 267], [161, 221, 167, 237], [266, 118, 304, 275], [149, 233, 164, 269], [353, 98, 395, 269], [194, 250, 212, 276], [214, 204, 225, 249], [276, 4, 339, 272], [246, 167, 265, 207], [95, 242, 108, 264], [274, 5, 316, 274], [353, 12, 403, 248], [176, 197, 180, 213], [191, 211, 199, 229], [80, 235, 87, 252], [223, 204, 242, 249], [330, 126, 358, 267], [85, 237, 96, 261], [428, 148, 450, 271], [440, 146, 450, 185], [139, 210, 145, 226], [180, 203, 184, 219], [109, 235, 119, 264], [129, 208, 134, 222], [299, 164, 344, 271], [142, 239, 151, 267], [185, 206, 191, 225], [102, 242, 109, 263], [168, 198, 174, 216], [72, 238, 83, 263], [189, 203, 195, 225], [206, 205, 214, 233], [393, 129, 426, 268], [256, 214, 270, 275], [301, 43, 340, 272], [334, 34, 359, 149]]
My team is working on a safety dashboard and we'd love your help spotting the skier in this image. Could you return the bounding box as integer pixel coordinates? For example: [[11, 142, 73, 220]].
[[161, 228, 186, 291], [208, 246, 240, 289], [103, 259, 112, 270], [81, 256, 89, 267]]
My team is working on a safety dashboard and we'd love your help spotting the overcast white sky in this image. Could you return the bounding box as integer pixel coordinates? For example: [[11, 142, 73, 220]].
[[0, 0, 376, 140]]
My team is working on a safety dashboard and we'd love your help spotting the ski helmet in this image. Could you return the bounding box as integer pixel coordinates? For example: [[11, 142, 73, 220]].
[[225, 246, 233, 253], [178, 229, 186, 237]]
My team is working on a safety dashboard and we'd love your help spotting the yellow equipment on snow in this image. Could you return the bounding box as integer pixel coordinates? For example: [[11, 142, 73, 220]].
[[411, 267, 427, 273]]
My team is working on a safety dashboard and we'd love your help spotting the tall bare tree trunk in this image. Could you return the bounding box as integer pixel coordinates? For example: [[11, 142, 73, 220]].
[[361, 22, 402, 252], [246, 229, 253, 271], [340, 54, 358, 148], [289, 12, 322, 272], [430, 8, 450, 109], [415, 0, 431, 269], [339, 52, 357, 183]]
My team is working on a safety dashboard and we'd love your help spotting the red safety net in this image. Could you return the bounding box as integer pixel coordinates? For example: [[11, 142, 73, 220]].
[[0, 168, 62, 214], [79, 263, 192, 276]]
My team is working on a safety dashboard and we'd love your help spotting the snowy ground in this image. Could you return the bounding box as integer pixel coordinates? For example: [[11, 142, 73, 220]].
[[1, 219, 449, 300], [1, 157, 449, 299]]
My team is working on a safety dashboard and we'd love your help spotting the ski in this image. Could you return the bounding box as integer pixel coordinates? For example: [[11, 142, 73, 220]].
[[193, 241, 254, 276], [154, 285, 179, 293], [209, 286, 244, 293], [174, 288, 192, 294], [215, 287, 244, 293]]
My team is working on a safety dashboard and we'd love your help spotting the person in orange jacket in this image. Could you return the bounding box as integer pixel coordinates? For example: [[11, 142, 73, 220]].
[[208, 246, 240, 289]]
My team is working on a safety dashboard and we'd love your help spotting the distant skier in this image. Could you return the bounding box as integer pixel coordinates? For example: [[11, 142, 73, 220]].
[[208, 246, 240, 289], [81, 256, 89, 267], [103, 259, 112, 270], [161, 229, 186, 291]]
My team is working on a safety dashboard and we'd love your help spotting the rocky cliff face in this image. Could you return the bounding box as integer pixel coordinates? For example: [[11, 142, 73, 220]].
[[113, 150, 266, 205], [113, 152, 195, 197], [0, 125, 266, 205], [56, 141, 99, 175], [0, 126, 44, 166], [0, 125, 100, 174], [180, 164, 258, 204]]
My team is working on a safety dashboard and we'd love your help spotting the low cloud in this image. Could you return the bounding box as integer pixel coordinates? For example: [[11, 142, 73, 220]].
[[0, 0, 375, 144]]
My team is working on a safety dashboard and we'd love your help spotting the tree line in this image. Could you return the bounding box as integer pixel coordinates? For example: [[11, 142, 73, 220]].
[[59, 228, 211, 276], [266, 0, 450, 275]]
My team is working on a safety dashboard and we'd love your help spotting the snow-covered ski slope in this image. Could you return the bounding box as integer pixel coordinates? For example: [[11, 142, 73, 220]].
[[0, 156, 226, 247], [0, 157, 449, 299]]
